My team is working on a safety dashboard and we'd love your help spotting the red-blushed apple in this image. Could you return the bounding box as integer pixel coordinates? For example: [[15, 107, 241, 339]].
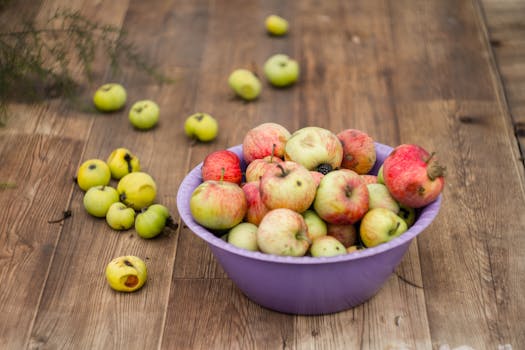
[[242, 122, 291, 163], [309, 171, 324, 187], [202, 150, 243, 184], [310, 235, 347, 257], [245, 154, 283, 182], [313, 169, 369, 224], [337, 128, 376, 174], [284, 126, 343, 171], [190, 178, 247, 231], [383, 144, 445, 208], [260, 161, 317, 213], [359, 208, 408, 248], [302, 209, 327, 241], [361, 174, 378, 185], [227, 222, 259, 251], [327, 223, 357, 248], [256, 208, 310, 256], [367, 183, 400, 213], [241, 181, 269, 226]]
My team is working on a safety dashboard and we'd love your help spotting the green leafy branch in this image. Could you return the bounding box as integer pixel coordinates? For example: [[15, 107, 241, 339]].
[[0, 9, 173, 126]]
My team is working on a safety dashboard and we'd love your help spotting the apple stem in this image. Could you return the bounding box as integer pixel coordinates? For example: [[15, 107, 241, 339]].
[[388, 222, 400, 236], [425, 152, 446, 180], [270, 144, 276, 163], [276, 164, 288, 177], [220, 168, 225, 183], [166, 216, 179, 231]]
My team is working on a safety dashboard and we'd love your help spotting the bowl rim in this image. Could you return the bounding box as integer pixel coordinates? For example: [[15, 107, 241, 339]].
[[176, 142, 442, 265]]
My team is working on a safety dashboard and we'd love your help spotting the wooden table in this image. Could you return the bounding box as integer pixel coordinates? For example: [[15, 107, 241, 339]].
[[1, 0, 524, 349]]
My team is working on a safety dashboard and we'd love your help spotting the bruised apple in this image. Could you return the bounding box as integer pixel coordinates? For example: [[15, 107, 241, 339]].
[[337, 128, 376, 174]]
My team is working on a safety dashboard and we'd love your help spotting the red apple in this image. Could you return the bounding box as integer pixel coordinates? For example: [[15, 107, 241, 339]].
[[327, 223, 358, 248], [337, 128, 376, 175], [313, 169, 369, 224], [260, 161, 317, 213], [241, 181, 270, 226], [245, 154, 283, 182], [242, 122, 291, 163], [383, 144, 445, 208], [201, 150, 242, 184]]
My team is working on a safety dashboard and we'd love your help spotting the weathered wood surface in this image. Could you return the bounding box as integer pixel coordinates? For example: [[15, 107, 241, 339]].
[[0, 0, 524, 349]]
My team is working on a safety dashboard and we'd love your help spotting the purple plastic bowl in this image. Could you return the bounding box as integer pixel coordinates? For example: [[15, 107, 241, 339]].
[[176, 142, 441, 315]]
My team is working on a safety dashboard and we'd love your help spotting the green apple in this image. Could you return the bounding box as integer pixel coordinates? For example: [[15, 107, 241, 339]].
[[398, 204, 416, 227], [83, 185, 120, 218], [228, 69, 262, 101], [106, 147, 141, 180], [76, 159, 111, 191], [93, 83, 127, 112], [227, 222, 258, 251], [367, 183, 400, 213], [359, 208, 408, 248], [135, 204, 171, 239], [265, 15, 289, 36], [302, 209, 327, 241], [117, 172, 157, 210], [106, 202, 135, 230], [310, 235, 347, 257], [129, 100, 160, 130], [184, 112, 218, 142], [377, 165, 385, 184], [105, 255, 147, 292], [263, 54, 299, 87]]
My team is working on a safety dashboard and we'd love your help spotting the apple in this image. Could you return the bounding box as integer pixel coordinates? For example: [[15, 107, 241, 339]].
[[242, 181, 269, 226], [83, 185, 120, 218], [259, 161, 317, 213], [263, 53, 299, 87], [265, 15, 289, 36], [313, 169, 369, 224], [256, 208, 310, 257], [242, 122, 291, 163], [359, 208, 408, 248], [190, 178, 247, 231], [376, 165, 385, 184], [106, 147, 140, 180], [309, 171, 324, 187], [310, 236, 346, 257], [302, 209, 327, 241], [284, 126, 343, 171], [382, 144, 445, 208], [327, 223, 357, 248], [105, 202, 135, 230], [361, 174, 378, 184], [245, 153, 283, 183], [128, 100, 160, 130], [93, 83, 127, 112], [135, 204, 171, 239], [202, 150, 242, 184], [105, 255, 147, 292], [367, 183, 400, 213], [117, 172, 157, 210], [398, 204, 416, 227], [228, 69, 262, 101], [346, 245, 361, 253], [76, 159, 111, 191], [337, 128, 376, 174], [227, 222, 258, 251], [184, 112, 218, 142]]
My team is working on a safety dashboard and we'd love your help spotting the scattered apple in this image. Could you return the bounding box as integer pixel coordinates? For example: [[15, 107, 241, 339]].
[[337, 128, 376, 174], [105, 202, 135, 230], [302, 209, 327, 241], [228, 69, 262, 101], [202, 150, 242, 184], [106, 147, 140, 180], [129, 100, 160, 130], [284, 126, 343, 171], [117, 172, 157, 210], [313, 169, 369, 224], [227, 222, 259, 251], [135, 204, 171, 239], [327, 223, 357, 248], [265, 15, 289, 36], [242, 122, 291, 163], [105, 255, 147, 292], [242, 181, 269, 226], [264, 54, 299, 87], [184, 112, 218, 142], [256, 208, 310, 257], [76, 159, 111, 191], [310, 236, 346, 257], [83, 185, 119, 218], [359, 208, 408, 248], [93, 83, 127, 112], [383, 144, 445, 208], [260, 161, 317, 213]]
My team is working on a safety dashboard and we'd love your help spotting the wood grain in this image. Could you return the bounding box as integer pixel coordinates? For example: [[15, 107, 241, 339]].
[[0, 0, 524, 349]]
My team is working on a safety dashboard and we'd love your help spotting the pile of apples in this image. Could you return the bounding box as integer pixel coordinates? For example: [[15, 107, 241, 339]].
[[189, 122, 445, 257]]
